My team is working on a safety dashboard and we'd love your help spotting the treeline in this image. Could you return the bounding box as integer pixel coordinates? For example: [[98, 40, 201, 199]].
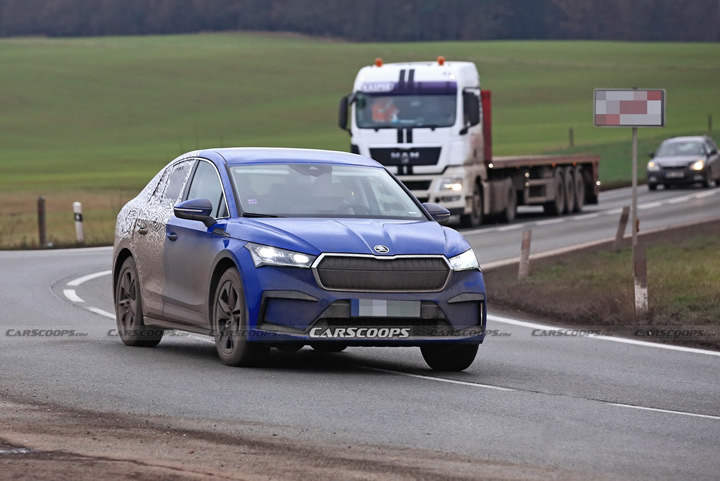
[[0, 0, 717, 42]]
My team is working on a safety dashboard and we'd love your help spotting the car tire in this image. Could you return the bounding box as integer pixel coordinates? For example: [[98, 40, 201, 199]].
[[420, 344, 478, 371], [460, 182, 483, 228], [114, 257, 163, 347], [497, 182, 516, 223], [701, 172, 711, 188], [648, 183, 657, 191], [543, 169, 565, 216], [311, 343, 347, 353], [212, 268, 269, 367], [563, 167, 575, 214]]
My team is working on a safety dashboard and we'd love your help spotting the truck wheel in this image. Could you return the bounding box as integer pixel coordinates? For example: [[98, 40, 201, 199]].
[[498, 182, 516, 223], [543, 169, 564, 216], [460, 183, 483, 228], [421, 344, 478, 371], [573, 167, 585, 212], [563, 167, 575, 214]]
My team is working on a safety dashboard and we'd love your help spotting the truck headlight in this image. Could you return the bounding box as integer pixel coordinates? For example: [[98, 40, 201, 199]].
[[448, 249, 480, 271], [440, 177, 463, 192], [245, 243, 316, 268], [690, 159, 705, 171], [647, 161, 659, 171]]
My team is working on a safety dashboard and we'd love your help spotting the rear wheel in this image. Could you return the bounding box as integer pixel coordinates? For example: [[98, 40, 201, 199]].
[[115, 257, 163, 347], [460, 182, 483, 228], [572, 167, 585, 212], [420, 344, 478, 371], [212, 268, 269, 366], [311, 344, 347, 353], [543, 169, 565, 216], [563, 167, 575, 214], [497, 182, 516, 223]]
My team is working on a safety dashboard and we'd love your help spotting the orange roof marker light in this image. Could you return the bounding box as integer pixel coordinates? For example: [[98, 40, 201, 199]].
[[375, 58, 383, 67], [437, 56, 445, 66]]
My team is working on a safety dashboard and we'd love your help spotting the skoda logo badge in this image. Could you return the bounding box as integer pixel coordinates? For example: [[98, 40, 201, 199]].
[[374, 245, 390, 254]]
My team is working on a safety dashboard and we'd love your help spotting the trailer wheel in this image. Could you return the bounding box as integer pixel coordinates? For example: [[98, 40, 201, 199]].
[[563, 167, 575, 214], [460, 182, 483, 228], [498, 182, 516, 223], [573, 166, 585, 212], [543, 169, 564, 216]]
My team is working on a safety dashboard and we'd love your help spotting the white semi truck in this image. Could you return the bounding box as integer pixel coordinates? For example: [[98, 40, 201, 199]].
[[338, 57, 600, 226]]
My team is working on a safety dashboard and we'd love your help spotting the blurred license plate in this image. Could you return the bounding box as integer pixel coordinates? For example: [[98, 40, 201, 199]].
[[666, 171, 685, 178], [351, 299, 421, 317]]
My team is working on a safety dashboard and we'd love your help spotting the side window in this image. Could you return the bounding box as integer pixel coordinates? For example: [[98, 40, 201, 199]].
[[164, 161, 192, 202], [186, 161, 227, 218], [151, 169, 169, 199]]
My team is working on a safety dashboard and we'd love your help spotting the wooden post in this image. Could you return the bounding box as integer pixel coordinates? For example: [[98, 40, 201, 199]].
[[614, 206, 630, 251], [568, 127, 574, 148], [37, 196, 46, 247], [518, 229, 532, 279], [634, 242, 648, 315]]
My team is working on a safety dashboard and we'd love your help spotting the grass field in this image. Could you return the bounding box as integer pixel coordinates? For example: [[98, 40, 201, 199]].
[[485, 221, 720, 349], [1, 33, 719, 246]]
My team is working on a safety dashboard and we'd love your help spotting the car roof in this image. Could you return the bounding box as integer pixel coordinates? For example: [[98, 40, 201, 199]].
[[662, 136, 708, 143], [198, 148, 382, 168]]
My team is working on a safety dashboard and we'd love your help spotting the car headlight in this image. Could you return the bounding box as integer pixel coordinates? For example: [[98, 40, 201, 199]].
[[690, 159, 705, 171], [245, 243, 316, 268], [647, 161, 659, 171], [440, 177, 463, 192], [448, 249, 480, 271]]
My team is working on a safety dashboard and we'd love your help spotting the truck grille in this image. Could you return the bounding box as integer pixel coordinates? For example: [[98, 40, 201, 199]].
[[402, 180, 432, 191], [314, 255, 450, 292], [369, 147, 441, 166]]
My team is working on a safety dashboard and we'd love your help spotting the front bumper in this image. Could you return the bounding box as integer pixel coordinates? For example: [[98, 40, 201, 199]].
[[648, 168, 706, 185], [237, 249, 487, 346]]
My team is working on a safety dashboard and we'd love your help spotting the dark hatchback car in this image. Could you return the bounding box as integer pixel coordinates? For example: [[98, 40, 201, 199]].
[[647, 136, 719, 190], [112, 148, 487, 371]]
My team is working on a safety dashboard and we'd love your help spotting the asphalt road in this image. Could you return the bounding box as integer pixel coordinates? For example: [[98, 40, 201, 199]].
[[1, 185, 720, 479]]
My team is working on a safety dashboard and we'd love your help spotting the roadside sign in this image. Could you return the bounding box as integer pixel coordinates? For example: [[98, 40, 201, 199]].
[[594, 89, 665, 127]]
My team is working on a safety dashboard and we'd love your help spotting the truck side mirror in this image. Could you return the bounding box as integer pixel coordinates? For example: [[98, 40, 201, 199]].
[[338, 96, 349, 131], [463, 91, 480, 127]]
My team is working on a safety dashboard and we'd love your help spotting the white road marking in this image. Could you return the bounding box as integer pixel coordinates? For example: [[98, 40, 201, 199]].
[[67, 270, 112, 287], [604, 207, 624, 215], [695, 191, 717, 199], [488, 314, 720, 357], [572, 213, 599, 221], [608, 403, 720, 421], [63, 289, 84, 303], [362, 366, 514, 391], [87, 307, 115, 319], [638, 201, 662, 210], [535, 218, 564, 226], [497, 224, 524, 232], [668, 195, 692, 204]]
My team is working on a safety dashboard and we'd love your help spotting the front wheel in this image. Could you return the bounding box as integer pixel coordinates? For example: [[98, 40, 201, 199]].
[[420, 344, 478, 371], [648, 183, 657, 191], [115, 257, 163, 347], [212, 268, 268, 366]]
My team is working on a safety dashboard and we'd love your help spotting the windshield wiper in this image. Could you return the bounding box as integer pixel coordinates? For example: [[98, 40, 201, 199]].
[[242, 212, 283, 218]]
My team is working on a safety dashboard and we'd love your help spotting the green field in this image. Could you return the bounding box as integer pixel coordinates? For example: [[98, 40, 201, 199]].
[[1, 34, 719, 246]]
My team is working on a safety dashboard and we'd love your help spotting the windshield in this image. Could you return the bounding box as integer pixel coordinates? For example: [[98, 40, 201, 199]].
[[656, 141, 705, 157], [356, 93, 457, 129], [230, 163, 425, 220]]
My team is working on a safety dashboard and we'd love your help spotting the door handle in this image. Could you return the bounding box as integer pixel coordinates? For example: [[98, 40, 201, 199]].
[[137, 223, 148, 235], [166, 232, 178, 241]]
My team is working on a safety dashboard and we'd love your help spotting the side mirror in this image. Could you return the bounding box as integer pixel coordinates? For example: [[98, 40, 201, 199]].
[[338, 95, 349, 131], [174, 198, 215, 228], [648, 152, 655, 159], [423, 202, 451, 225]]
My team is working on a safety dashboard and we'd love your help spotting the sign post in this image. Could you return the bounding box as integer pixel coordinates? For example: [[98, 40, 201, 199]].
[[594, 88, 665, 315]]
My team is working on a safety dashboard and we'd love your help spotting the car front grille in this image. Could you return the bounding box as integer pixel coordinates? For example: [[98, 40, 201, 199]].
[[314, 255, 451, 292]]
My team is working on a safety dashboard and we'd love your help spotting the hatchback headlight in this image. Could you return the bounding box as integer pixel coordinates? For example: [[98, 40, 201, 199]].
[[448, 249, 480, 271], [245, 243, 316, 268], [690, 159, 705, 171], [647, 161, 659, 171]]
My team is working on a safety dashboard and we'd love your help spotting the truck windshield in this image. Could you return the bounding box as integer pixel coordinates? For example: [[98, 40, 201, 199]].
[[355, 93, 457, 129], [230, 163, 426, 220]]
